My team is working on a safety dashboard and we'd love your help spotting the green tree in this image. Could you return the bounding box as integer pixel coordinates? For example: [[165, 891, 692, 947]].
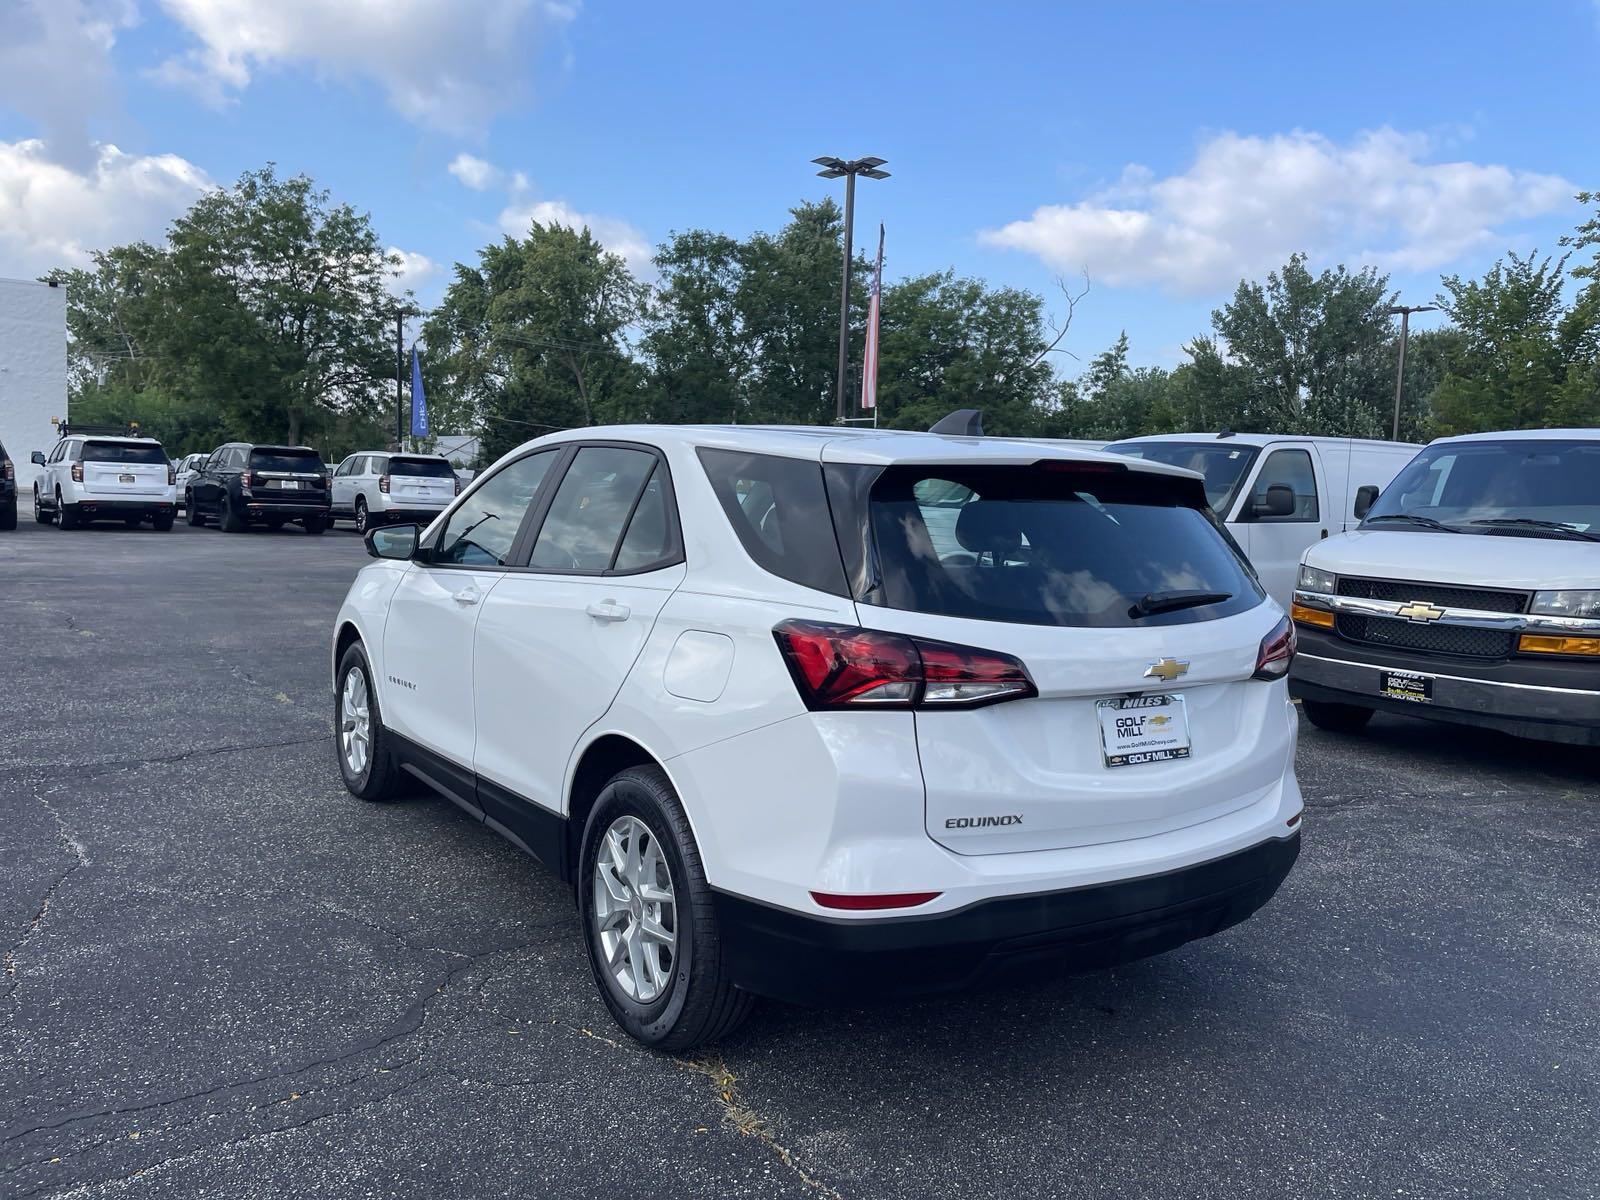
[[1429, 252, 1587, 433], [423, 222, 647, 462], [1208, 253, 1394, 436]]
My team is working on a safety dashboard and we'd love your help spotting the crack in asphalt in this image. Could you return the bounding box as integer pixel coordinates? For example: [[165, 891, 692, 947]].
[[0, 936, 541, 1148], [0, 734, 326, 786], [1, 794, 91, 1008], [14, 1068, 440, 1199]]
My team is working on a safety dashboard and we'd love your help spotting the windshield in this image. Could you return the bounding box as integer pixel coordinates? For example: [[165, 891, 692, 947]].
[[1364, 439, 1600, 535], [82, 441, 167, 464], [389, 456, 454, 479], [250, 449, 325, 474], [865, 463, 1263, 628], [1108, 441, 1259, 513]]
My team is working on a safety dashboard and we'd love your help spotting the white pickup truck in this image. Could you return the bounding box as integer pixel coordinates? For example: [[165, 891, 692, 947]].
[[1289, 429, 1600, 747], [1109, 433, 1418, 609]]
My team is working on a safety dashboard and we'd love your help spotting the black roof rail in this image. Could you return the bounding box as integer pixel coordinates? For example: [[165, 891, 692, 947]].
[[929, 409, 984, 437]]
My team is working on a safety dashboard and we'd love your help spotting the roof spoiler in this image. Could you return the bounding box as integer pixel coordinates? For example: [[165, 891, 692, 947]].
[[929, 409, 984, 437]]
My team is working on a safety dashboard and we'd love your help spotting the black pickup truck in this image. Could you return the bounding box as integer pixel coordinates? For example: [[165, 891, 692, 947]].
[[186, 443, 332, 534]]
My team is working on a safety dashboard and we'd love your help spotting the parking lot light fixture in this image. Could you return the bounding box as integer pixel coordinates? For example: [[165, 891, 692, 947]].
[[813, 156, 890, 423]]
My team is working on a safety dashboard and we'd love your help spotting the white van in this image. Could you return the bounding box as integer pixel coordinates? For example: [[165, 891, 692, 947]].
[[1108, 434, 1419, 608], [1289, 429, 1600, 747]]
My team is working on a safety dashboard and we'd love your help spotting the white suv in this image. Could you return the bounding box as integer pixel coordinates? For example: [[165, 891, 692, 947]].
[[331, 451, 459, 534], [331, 425, 1303, 1048], [31, 434, 178, 530]]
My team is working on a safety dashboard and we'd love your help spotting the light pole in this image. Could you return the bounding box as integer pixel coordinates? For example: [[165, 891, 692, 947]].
[[814, 156, 889, 422], [1386, 303, 1437, 441]]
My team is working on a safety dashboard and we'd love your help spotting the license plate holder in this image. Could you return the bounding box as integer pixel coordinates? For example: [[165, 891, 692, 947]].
[[1097, 694, 1191, 768], [1380, 669, 1433, 703], [277, 480, 300, 490], [118, 473, 135, 483]]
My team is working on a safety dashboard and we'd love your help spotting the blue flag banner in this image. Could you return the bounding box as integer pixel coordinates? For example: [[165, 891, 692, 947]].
[[410, 347, 429, 438]]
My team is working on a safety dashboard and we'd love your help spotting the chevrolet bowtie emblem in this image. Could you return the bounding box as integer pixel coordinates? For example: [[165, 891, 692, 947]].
[[1144, 658, 1190, 682], [1396, 601, 1445, 622]]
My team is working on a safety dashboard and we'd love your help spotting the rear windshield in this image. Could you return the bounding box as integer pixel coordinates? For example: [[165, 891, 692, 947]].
[[250, 449, 325, 474], [1365, 439, 1600, 535], [1108, 441, 1258, 513], [865, 463, 1263, 627], [389, 456, 454, 479], [82, 441, 167, 465]]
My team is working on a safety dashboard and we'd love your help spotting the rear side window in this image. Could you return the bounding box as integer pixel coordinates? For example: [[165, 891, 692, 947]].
[[697, 448, 848, 595], [389, 456, 454, 479], [83, 441, 167, 465], [529, 446, 658, 572], [251, 449, 325, 474], [865, 463, 1263, 628]]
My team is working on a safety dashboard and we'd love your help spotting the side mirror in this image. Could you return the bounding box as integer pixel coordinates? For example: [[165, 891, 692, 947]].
[[1353, 484, 1379, 519], [30, 451, 46, 466], [1253, 483, 1296, 518], [366, 523, 421, 561]]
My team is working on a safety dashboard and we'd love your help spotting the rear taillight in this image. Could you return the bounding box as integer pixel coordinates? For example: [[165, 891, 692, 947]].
[[773, 621, 1036, 711], [1253, 615, 1296, 680], [167, 463, 176, 485], [378, 474, 390, 493], [241, 470, 252, 488], [71, 463, 83, 483], [454, 477, 462, 495], [2, 458, 12, 481]]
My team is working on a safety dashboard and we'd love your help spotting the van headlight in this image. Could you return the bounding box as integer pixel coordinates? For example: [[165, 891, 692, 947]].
[[1297, 564, 1337, 594], [1530, 590, 1600, 620]]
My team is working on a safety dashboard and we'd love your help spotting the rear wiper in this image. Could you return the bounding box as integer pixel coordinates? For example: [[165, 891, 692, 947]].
[[1468, 518, 1600, 542], [1363, 513, 1459, 533], [1130, 590, 1232, 619]]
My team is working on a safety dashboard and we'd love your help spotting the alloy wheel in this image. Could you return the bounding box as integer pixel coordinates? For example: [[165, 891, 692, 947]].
[[592, 815, 678, 1003], [340, 667, 371, 777]]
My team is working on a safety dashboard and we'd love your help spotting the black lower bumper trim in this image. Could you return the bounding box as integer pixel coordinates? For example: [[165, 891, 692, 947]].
[[713, 834, 1301, 1005]]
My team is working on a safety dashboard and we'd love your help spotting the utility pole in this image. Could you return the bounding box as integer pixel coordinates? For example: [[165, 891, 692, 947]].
[[813, 156, 889, 422], [1386, 303, 1437, 441]]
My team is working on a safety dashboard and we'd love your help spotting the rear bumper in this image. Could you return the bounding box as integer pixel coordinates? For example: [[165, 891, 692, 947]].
[[372, 505, 448, 522], [71, 499, 175, 516], [1289, 626, 1600, 746], [713, 833, 1300, 1005], [241, 500, 330, 518]]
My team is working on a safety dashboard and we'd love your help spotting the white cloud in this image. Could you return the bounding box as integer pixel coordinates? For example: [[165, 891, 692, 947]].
[[151, 0, 578, 134], [447, 153, 500, 191], [498, 198, 651, 268], [0, 0, 138, 170], [387, 246, 440, 295], [0, 139, 213, 277], [980, 128, 1576, 294]]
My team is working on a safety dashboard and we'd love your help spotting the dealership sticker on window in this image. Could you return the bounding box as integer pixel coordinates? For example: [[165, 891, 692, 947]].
[[1380, 670, 1433, 703], [1098, 694, 1191, 768]]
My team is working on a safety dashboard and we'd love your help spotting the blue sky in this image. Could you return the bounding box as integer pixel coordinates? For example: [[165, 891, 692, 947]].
[[2, 1, 1595, 372]]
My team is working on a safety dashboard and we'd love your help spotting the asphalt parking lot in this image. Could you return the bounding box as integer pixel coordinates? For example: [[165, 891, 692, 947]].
[[2, 517, 1597, 1200]]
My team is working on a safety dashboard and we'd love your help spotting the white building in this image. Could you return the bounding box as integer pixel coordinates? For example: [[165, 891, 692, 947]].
[[0, 277, 68, 491]]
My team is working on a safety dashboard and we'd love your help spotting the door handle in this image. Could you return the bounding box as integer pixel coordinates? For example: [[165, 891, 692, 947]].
[[586, 599, 631, 623], [453, 586, 482, 606]]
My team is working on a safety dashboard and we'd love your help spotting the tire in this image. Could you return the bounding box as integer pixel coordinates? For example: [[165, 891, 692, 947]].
[[354, 498, 370, 535], [335, 644, 402, 801], [153, 512, 175, 532], [0, 498, 16, 531], [578, 765, 754, 1051], [186, 492, 205, 526], [1301, 699, 1375, 734], [56, 490, 79, 529], [218, 493, 246, 533], [303, 513, 328, 536], [33, 487, 52, 525]]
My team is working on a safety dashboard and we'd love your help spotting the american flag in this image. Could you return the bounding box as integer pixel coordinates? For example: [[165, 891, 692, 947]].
[[860, 225, 884, 411]]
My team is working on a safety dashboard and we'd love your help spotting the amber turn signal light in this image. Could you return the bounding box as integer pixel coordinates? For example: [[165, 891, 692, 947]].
[[1290, 603, 1335, 629], [1518, 634, 1600, 656]]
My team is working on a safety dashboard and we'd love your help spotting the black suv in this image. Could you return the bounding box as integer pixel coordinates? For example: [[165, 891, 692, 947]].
[[187, 443, 332, 534], [0, 437, 15, 530]]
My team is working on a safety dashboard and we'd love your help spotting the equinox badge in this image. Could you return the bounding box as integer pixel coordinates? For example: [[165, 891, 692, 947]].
[[1144, 658, 1190, 683]]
